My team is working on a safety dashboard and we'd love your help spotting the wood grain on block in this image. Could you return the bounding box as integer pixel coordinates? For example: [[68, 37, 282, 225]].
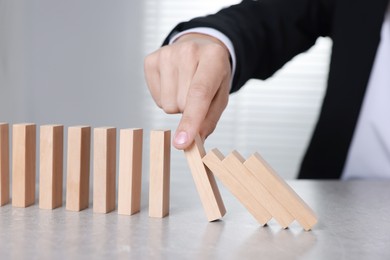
[[39, 125, 64, 209], [244, 152, 318, 231], [149, 130, 170, 218], [0, 123, 9, 206], [203, 149, 271, 225], [118, 128, 143, 215], [93, 127, 116, 214], [222, 151, 294, 228], [66, 126, 91, 211], [184, 135, 226, 221], [12, 123, 36, 207]]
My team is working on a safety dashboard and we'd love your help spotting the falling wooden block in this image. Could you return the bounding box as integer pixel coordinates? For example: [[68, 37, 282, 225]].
[[93, 127, 117, 214], [39, 125, 64, 209], [66, 126, 91, 211], [12, 123, 36, 207], [222, 150, 294, 228], [202, 149, 271, 225], [149, 130, 170, 218], [184, 135, 226, 221], [0, 123, 10, 206], [244, 152, 318, 231], [118, 128, 143, 215]]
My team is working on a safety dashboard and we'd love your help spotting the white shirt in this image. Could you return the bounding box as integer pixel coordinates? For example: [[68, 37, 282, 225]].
[[342, 4, 390, 179], [170, 6, 390, 179]]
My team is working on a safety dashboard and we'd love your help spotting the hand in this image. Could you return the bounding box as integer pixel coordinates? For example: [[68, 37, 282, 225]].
[[144, 33, 232, 150]]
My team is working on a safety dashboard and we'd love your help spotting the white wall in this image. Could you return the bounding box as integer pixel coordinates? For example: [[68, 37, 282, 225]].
[[0, 0, 148, 127], [0, 0, 331, 180]]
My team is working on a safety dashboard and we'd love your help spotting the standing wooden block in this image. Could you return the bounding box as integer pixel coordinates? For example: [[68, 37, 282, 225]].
[[149, 130, 170, 218], [12, 123, 36, 207], [39, 125, 64, 209], [66, 126, 91, 211], [118, 128, 143, 215], [93, 127, 116, 214], [244, 152, 318, 231], [0, 123, 10, 206], [222, 151, 294, 228], [184, 135, 226, 221], [202, 149, 271, 225]]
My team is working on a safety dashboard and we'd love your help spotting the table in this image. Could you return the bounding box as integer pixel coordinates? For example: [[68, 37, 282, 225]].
[[0, 180, 389, 259]]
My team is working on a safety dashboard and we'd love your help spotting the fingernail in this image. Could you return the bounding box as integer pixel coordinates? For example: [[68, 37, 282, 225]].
[[174, 131, 188, 145]]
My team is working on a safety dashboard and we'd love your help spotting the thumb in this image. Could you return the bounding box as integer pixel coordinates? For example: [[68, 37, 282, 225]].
[[172, 115, 201, 150]]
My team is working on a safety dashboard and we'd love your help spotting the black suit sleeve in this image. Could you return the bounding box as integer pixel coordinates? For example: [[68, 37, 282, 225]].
[[163, 0, 334, 93]]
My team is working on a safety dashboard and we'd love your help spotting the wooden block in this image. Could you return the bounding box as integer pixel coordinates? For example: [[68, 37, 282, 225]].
[[118, 128, 143, 215], [12, 123, 36, 207], [149, 130, 170, 218], [39, 125, 64, 209], [203, 149, 271, 225], [222, 151, 294, 228], [66, 126, 91, 211], [0, 123, 10, 206], [184, 135, 226, 221], [93, 127, 116, 214], [244, 152, 318, 231]]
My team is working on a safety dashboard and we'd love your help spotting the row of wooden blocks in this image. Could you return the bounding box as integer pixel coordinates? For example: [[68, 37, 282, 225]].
[[0, 122, 172, 217], [0, 122, 317, 230]]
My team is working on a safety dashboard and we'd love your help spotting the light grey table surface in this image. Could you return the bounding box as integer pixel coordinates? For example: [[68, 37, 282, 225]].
[[0, 180, 389, 260]]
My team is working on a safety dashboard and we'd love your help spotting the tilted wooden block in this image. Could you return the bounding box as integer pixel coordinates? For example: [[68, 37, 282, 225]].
[[149, 130, 171, 218], [66, 126, 91, 211], [244, 152, 318, 231], [39, 125, 64, 209], [0, 123, 10, 206], [12, 123, 36, 207], [203, 149, 271, 225], [118, 128, 143, 215], [184, 135, 226, 221], [93, 127, 117, 214], [222, 151, 294, 228]]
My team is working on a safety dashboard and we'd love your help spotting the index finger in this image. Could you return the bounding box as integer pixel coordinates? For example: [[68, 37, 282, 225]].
[[173, 47, 230, 149]]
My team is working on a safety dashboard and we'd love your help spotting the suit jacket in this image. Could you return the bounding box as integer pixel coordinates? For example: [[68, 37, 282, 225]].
[[164, 0, 389, 179]]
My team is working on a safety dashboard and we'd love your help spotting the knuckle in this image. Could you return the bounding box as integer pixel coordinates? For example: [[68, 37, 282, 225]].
[[204, 43, 227, 58], [159, 46, 174, 62], [147, 90, 162, 108], [162, 104, 180, 114], [188, 83, 211, 100], [144, 52, 158, 71], [203, 45, 231, 76], [177, 96, 187, 112], [178, 41, 199, 57], [152, 95, 162, 108]]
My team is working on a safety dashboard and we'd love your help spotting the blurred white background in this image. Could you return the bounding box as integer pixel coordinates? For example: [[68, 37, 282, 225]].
[[0, 0, 331, 184]]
